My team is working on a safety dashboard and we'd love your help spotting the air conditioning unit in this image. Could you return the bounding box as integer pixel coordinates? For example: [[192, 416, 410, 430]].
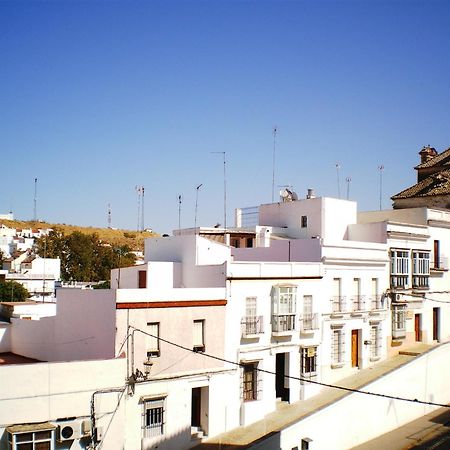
[[57, 419, 91, 442]]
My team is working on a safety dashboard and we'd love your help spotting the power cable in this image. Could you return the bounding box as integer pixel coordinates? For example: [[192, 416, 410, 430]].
[[129, 326, 450, 409]]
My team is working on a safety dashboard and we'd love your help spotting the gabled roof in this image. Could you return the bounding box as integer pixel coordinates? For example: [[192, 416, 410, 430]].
[[415, 147, 450, 169], [392, 169, 450, 199]]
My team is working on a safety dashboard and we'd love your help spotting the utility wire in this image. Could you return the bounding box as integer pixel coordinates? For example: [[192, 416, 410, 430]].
[[129, 326, 450, 409]]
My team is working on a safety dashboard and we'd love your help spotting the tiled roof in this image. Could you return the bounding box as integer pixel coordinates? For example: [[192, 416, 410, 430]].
[[392, 169, 450, 199], [415, 147, 450, 169]]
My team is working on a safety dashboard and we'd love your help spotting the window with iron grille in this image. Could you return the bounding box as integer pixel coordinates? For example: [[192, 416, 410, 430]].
[[241, 297, 263, 335], [147, 322, 160, 357], [300, 347, 317, 378], [390, 249, 410, 288], [241, 362, 259, 401], [412, 251, 430, 288], [143, 398, 165, 438], [300, 295, 317, 331], [193, 319, 205, 352], [331, 327, 345, 365], [370, 322, 382, 359]]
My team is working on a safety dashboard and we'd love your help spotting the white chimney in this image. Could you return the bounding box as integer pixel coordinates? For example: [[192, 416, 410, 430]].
[[306, 189, 315, 199]]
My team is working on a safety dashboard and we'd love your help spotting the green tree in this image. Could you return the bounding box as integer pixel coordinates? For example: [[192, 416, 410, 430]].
[[0, 281, 29, 302], [34, 230, 136, 282]]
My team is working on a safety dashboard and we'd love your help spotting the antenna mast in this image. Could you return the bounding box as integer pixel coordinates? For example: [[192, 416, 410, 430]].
[[141, 186, 145, 231], [378, 165, 384, 210], [178, 195, 182, 231], [345, 177, 351, 200], [335, 163, 341, 199], [33, 178, 38, 221], [272, 126, 277, 202], [107, 203, 112, 228], [194, 184, 202, 231]]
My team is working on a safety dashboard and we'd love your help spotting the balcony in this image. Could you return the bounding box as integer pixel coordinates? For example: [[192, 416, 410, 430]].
[[370, 295, 384, 310], [431, 257, 449, 272], [299, 313, 319, 333], [272, 314, 296, 335], [412, 275, 429, 289], [241, 316, 264, 337], [330, 296, 346, 315], [350, 295, 365, 314], [390, 275, 409, 289]]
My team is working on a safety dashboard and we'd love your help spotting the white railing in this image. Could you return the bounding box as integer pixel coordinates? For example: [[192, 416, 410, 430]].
[[330, 296, 346, 313], [299, 313, 319, 331], [241, 316, 264, 335]]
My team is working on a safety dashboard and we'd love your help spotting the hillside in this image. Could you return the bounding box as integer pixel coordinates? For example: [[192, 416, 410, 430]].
[[0, 219, 158, 251]]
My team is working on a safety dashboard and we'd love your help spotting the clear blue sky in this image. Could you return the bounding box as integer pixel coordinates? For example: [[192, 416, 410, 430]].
[[1, 0, 450, 234]]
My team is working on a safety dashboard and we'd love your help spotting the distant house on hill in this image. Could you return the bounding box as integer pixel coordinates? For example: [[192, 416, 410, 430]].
[[392, 145, 450, 209]]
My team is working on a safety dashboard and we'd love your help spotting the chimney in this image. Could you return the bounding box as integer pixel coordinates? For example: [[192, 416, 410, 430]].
[[419, 145, 438, 164], [306, 188, 315, 199]]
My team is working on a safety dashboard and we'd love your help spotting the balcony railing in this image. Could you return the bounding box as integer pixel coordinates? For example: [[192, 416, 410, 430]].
[[431, 257, 449, 271], [330, 296, 346, 313], [299, 313, 319, 332], [390, 275, 408, 289], [350, 295, 365, 312], [241, 316, 264, 336], [272, 314, 296, 332], [370, 295, 384, 310], [412, 275, 429, 289]]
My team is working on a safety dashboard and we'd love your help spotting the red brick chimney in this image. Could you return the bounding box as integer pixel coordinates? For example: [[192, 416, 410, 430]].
[[419, 145, 438, 164]]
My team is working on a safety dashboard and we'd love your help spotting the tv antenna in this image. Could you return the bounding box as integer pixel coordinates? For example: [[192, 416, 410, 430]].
[[272, 126, 277, 202], [378, 165, 384, 210], [335, 163, 341, 199], [211, 151, 227, 229], [345, 177, 351, 200], [135, 186, 144, 231], [107, 203, 112, 228], [178, 195, 182, 231], [194, 184, 202, 231]]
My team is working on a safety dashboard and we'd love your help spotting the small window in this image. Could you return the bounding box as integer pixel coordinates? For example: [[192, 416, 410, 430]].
[[246, 237, 253, 248], [242, 362, 259, 401], [331, 327, 345, 365], [301, 216, 308, 228], [301, 347, 317, 378], [8, 426, 55, 450], [147, 322, 160, 357], [143, 398, 165, 438], [193, 319, 205, 352]]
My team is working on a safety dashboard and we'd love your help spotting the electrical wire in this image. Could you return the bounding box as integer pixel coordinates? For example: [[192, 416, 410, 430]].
[[129, 326, 450, 409]]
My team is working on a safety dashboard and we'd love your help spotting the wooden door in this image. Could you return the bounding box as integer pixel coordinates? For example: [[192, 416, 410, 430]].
[[434, 240, 440, 268], [138, 270, 147, 288], [351, 330, 359, 368], [415, 314, 421, 341], [433, 307, 439, 341]]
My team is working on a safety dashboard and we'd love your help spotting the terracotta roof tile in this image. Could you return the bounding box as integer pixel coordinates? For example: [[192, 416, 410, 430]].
[[392, 169, 450, 199], [415, 147, 450, 169]]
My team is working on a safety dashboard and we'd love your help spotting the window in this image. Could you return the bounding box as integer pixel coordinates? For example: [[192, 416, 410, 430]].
[[390, 249, 410, 288], [392, 304, 406, 339], [242, 362, 259, 401], [300, 295, 317, 331], [352, 278, 363, 311], [370, 322, 382, 359], [301, 216, 308, 228], [143, 398, 165, 438], [300, 347, 317, 378], [412, 251, 430, 288], [246, 237, 253, 248], [7, 425, 55, 450], [241, 297, 263, 335], [371, 278, 381, 309], [272, 286, 297, 332], [331, 278, 344, 313], [147, 322, 160, 357], [331, 326, 345, 366], [193, 319, 205, 352]]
